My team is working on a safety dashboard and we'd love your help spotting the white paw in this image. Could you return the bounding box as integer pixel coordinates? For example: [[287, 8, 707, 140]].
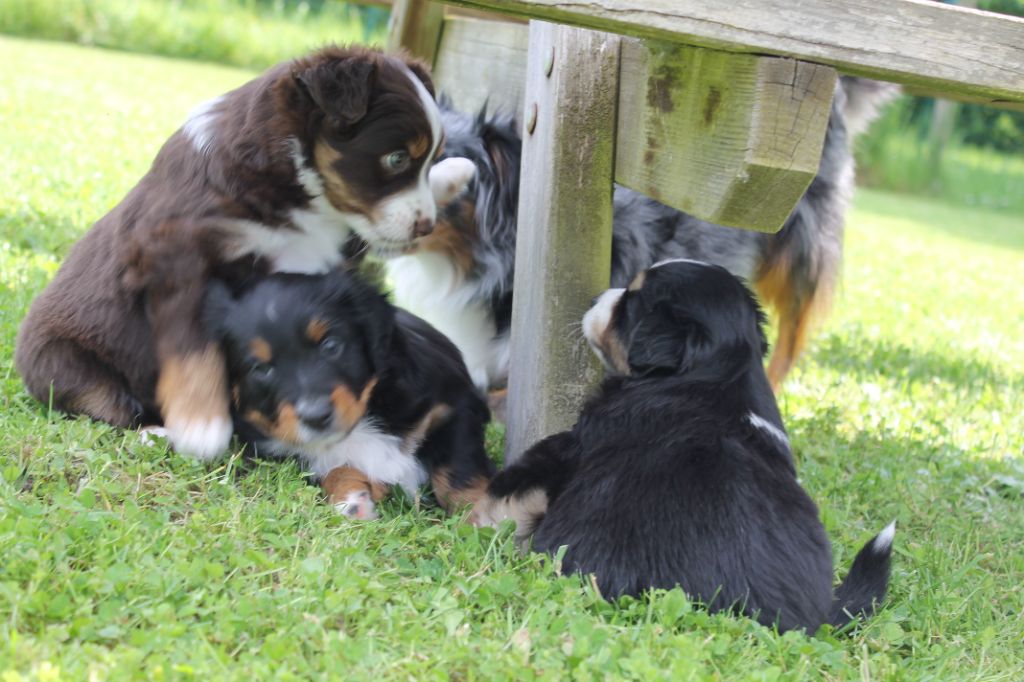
[[429, 157, 476, 206], [166, 416, 232, 461], [138, 426, 168, 447], [333, 490, 378, 520]]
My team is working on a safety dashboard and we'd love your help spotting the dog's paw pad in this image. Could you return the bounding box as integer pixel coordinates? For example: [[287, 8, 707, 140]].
[[167, 416, 232, 461], [333, 490, 378, 520], [138, 426, 168, 447]]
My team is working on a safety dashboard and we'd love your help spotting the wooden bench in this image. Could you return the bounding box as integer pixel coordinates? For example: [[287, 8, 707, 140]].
[[384, 0, 1024, 461]]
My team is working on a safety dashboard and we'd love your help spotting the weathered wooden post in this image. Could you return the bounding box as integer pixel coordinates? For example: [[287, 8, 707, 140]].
[[386, 0, 444, 62], [504, 22, 621, 463]]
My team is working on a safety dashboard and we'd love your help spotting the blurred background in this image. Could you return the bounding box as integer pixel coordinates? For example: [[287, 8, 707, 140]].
[[1, 0, 1021, 214]]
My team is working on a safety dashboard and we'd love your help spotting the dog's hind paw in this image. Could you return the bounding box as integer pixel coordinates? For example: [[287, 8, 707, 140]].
[[166, 415, 233, 461], [334, 490, 378, 520]]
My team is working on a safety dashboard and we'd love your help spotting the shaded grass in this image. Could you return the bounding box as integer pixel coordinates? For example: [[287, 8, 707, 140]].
[[0, 0, 385, 71], [2, 37, 1024, 680]]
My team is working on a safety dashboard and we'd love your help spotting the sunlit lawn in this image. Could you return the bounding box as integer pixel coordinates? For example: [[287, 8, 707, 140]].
[[2, 37, 1023, 680]]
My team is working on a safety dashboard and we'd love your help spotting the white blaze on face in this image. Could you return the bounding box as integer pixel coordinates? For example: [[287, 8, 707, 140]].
[[347, 67, 444, 253], [583, 288, 625, 347]]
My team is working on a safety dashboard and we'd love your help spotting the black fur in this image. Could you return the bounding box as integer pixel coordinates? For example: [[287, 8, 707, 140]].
[[481, 261, 893, 632], [204, 270, 495, 510]]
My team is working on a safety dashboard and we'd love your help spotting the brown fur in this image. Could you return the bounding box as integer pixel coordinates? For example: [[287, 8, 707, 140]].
[[156, 345, 230, 438], [250, 338, 273, 363], [14, 46, 437, 450], [305, 319, 329, 344], [432, 467, 491, 511], [419, 198, 477, 276], [755, 257, 833, 391], [330, 377, 378, 432], [321, 465, 390, 504]]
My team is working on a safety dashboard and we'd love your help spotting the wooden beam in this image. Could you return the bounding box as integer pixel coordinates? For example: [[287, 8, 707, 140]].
[[615, 41, 836, 231], [504, 22, 620, 464], [386, 0, 444, 63], [444, 0, 1024, 108], [432, 17, 529, 113]]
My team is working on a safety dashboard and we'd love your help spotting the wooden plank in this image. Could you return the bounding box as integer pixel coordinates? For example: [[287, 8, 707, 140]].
[[432, 17, 529, 113], [386, 0, 444, 63], [444, 0, 1024, 108], [504, 21, 620, 464], [616, 41, 836, 231]]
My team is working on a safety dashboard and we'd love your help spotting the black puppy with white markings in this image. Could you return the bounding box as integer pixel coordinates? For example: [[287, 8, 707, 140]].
[[205, 270, 495, 519], [474, 260, 894, 632]]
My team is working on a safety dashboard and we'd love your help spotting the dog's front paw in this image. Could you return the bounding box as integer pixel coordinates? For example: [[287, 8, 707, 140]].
[[165, 415, 233, 461], [333, 490, 378, 520], [429, 157, 476, 206], [157, 346, 232, 461]]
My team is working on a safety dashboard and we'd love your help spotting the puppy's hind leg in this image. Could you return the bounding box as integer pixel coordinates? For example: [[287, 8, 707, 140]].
[[415, 397, 496, 515], [16, 339, 145, 427]]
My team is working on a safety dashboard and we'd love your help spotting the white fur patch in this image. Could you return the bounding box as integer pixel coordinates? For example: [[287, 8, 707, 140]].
[[650, 257, 711, 270], [223, 139, 350, 273], [873, 521, 897, 553], [747, 412, 790, 449], [182, 95, 223, 155], [429, 157, 476, 206], [334, 490, 378, 520], [296, 419, 428, 497], [582, 288, 625, 347], [387, 252, 504, 390], [166, 415, 233, 461]]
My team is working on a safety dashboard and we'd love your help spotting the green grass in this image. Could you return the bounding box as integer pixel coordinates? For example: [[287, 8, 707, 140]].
[[0, 0, 385, 71], [855, 96, 1024, 214], [2, 36, 1024, 680]]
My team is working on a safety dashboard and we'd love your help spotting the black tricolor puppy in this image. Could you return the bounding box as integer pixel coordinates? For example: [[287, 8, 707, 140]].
[[473, 259, 894, 632], [204, 270, 495, 519]]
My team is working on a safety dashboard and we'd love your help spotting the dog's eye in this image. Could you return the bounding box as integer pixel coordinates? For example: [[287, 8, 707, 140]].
[[320, 338, 345, 360], [248, 363, 274, 382], [382, 150, 410, 173]]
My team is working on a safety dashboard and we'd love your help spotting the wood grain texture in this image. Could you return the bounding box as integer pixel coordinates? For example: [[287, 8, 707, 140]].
[[504, 21, 620, 464], [616, 41, 836, 231], [432, 17, 529, 114], [444, 0, 1024, 107], [386, 0, 445, 63]]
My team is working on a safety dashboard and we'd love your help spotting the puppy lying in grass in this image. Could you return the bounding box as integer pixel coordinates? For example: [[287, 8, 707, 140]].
[[15, 45, 473, 461], [204, 270, 495, 519], [473, 259, 894, 632]]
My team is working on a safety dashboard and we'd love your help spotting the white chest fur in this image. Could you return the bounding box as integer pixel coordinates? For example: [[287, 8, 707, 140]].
[[387, 252, 508, 390]]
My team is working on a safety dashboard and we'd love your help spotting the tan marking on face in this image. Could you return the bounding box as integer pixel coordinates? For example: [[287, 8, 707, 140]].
[[417, 203, 476, 275], [249, 337, 272, 364], [306, 318, 329, 344], [330, 377, 379, 432], [272, 402, 300, 444], [431, 467, 492, 513], [156, 345, 230, 432], [627, 271, 646, 292], [314, 140, 373, 217], [402, 403, 453, 454], [599, 325, 631, 375], [321, 465, 390, 505], [433, 135, 446, 160], [408, 134, 430, 159]]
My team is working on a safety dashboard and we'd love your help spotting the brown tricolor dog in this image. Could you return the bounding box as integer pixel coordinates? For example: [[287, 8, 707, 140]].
[[15, 46, 473, 459]]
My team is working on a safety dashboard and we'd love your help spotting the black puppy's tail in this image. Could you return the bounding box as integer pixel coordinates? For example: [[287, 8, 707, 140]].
[[829, 521, 896, 628]]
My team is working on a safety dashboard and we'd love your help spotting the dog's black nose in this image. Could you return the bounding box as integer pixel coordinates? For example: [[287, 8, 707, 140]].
[[296, 399, 334, 430]]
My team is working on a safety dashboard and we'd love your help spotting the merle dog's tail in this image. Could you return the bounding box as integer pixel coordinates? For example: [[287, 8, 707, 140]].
[[829, 521, 896, 628]]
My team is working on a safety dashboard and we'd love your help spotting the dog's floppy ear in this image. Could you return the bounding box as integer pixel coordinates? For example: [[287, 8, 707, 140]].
[[627, 303, 710, 376], [295, 58, 375, 129], [402, 56, 436, 98], [202, 280, 235, 341]]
